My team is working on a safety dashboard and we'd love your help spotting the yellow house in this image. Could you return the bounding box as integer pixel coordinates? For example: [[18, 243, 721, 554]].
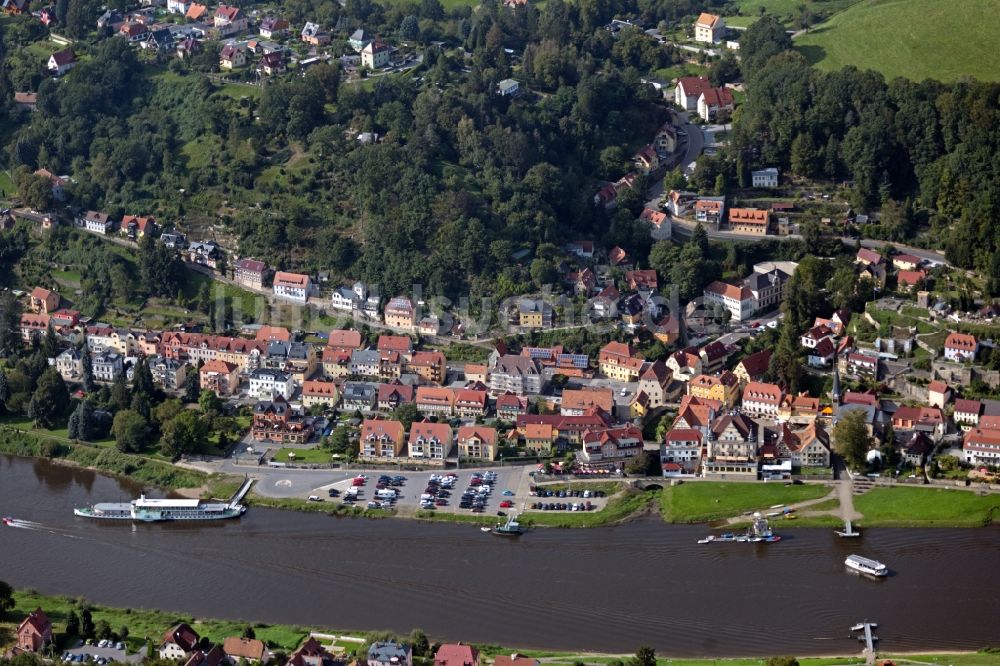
[[384, 296, 416, 331], [687, 371, 740, 407], [407, 351, 446, 384]]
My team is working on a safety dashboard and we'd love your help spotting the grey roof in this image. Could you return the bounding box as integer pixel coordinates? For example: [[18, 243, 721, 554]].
[[368, 642, 409, 663], [351, 349, 380, 365], [250, 368, 289, 381], [493, 354, 540, 376], [343, 381, 377, 400]]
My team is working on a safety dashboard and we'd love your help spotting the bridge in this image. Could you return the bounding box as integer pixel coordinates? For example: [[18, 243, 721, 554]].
[[227, 476, 255, 507]]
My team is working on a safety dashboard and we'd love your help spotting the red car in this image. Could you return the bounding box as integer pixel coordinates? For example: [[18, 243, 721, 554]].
[[499, 500, 513, 508]]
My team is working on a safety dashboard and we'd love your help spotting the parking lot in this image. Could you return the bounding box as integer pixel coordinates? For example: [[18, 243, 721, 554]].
[[62, 641, 144, 665], [306, 467, 613, 516]]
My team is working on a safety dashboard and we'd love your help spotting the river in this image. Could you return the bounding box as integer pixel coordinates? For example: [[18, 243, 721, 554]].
[[1, 455, 998, 657]]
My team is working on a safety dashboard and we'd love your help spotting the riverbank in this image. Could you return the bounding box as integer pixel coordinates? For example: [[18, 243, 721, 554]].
[[4, 589, 996, 665], [2, 425, 996, 530]]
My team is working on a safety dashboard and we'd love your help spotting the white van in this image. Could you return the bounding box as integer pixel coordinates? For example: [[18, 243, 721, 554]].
[[376, 489, 397, 499], [346, 486, 359, 497]]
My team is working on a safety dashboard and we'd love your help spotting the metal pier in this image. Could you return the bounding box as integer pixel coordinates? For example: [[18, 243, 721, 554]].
[[228, 477, 255, 507], [850, 621, 878, 665]]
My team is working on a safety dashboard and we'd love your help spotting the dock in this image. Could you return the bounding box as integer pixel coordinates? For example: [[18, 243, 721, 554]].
[[850, 621, 878, 665], [836, 519, 861, 537], [228, 477, 255, 508]]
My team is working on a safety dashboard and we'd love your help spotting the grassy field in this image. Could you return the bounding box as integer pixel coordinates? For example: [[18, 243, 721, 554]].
[[854, 487, 999, 527], [734, 0, 859, 20], [0, 170, 17, 197], [651, 62, 707, 82], [274, 447, 335, 464], [795, 0, 1000, 82], [5, 590, 309, 652], [659, 482, 830, 523]]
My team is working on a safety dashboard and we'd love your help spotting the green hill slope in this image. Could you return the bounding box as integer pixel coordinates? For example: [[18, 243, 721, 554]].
[[795, 0, 1000, 82]]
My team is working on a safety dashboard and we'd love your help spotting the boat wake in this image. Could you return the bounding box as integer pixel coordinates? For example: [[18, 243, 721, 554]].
[[2, 517, 40, 529]]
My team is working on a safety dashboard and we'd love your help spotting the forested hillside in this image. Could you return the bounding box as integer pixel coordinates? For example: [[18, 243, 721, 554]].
[[0, 0, 680, 301], [721, 18, 1000, 292]]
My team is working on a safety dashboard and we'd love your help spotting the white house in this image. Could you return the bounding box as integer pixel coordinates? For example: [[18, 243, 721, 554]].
[[76, 211, 115, 235], [752, 167, 779, 188], [703, 281, 754, 322], [497, 78, 519, 96], [166, 0, 190, 14], [47, 50, 76, 76], [248, 368, 294, 400], [673, 76, 712, 111], [741, 381, 783, 419], [361, 40, 390, 69], [92, 351, 124, 383], [694, 12, 725, 43], [943, 332, 978, 362], [272, 271, 311, 303], [696, 87, 734, 122]]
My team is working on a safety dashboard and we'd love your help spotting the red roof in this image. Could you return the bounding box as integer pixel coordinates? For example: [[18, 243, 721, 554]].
[[215, 4, 240, 20], [434, 644, 479, 666], [700, 87, 733, 108], [236, 258, 266, 273], [856, 248, 883, 265], [945, 332, 977, 351], [377, 334, 412, 353], [677, 76, 712, 97], [728, 208, 768, 224], [327, 329, 362, 349], [639, 208, 668, 228], [954, 398, 981, 415], [738, 349, 772, 378], [897, 269, 926, 286], [743, 381, 783, 405]]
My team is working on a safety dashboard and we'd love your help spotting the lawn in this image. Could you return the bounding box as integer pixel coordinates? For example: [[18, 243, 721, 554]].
[[658, 482, 830, 523], [6, 589, 309, 652], [182, 135, 222, 170], [734, 0, 859, 20], [854, 486, 999, 527], [216, 82, 262, 100], [0, 169, 17, 198], [274, 447, 335, 464], [0, 415, 114, 448], [795, 0, 1000, 82], [651, 62, 707, 82]]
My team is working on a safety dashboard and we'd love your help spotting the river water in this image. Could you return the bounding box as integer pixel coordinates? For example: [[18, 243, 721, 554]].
[[1, 455, 998, 657]]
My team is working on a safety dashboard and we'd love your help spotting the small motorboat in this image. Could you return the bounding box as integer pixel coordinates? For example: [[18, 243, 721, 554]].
[[2, 516, 13, 526], [697, 536, 714, 544], [480, 526, 492, 533]]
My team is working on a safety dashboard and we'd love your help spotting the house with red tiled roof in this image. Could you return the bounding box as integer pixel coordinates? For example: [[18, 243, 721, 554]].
[[953, 398, 982, 431], [927, 380, 951, 409], [703, 280, 755, 322], [495, 391, 528, 420], [661, 428, 702, 476], [160, 624, 200, 661], [561, 387, 614, 416], [697, 87, 734, 122], [727, 208, 769, 235], [408, 420, 453, 460], [327, 329, 363, 352], [694, 12, 725, 43], [16, 608, 52, 653], [608, 246, 630, 267], [360, 419, 405, 458], [639, 208, 669, 238], [742, 381, 783, 418], [891, 406, 945, 437], [734, 349, 772, 386], [234, 258, 268, 289], [121, 214, 156, 238], [301, 380, 339, 408], [855, 248, 884, 267], [625, 269, 657, 293], [688, 371, 739, 407], [415, 386, 455, 416], [581, 425, 643, 462], [453, 388, 488, 418], [962, 427, 1000, 465], [214, 4, 247, 34], [897, 269, 926, 291], [456, 425, 498, 460], [200, 359, 239, 396], [598, 341, 643, 381], [674, 76, 712, 110], [221, 637, 268, 664], [272, 271, 311, 303], [666, 347, 703, 381], [943, 332, 977, 362], [892, 253, 922, 271], [434, 644, 479, 666], [29, 287, 59, 314], [694, 198, 725, 225]]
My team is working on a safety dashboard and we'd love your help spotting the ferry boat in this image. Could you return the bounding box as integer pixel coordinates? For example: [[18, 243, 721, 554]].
[[74, 494, 245, 522], [845, 554, 888, 577], [698, 513, 781, 544], [490, 513, 524, 536]]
